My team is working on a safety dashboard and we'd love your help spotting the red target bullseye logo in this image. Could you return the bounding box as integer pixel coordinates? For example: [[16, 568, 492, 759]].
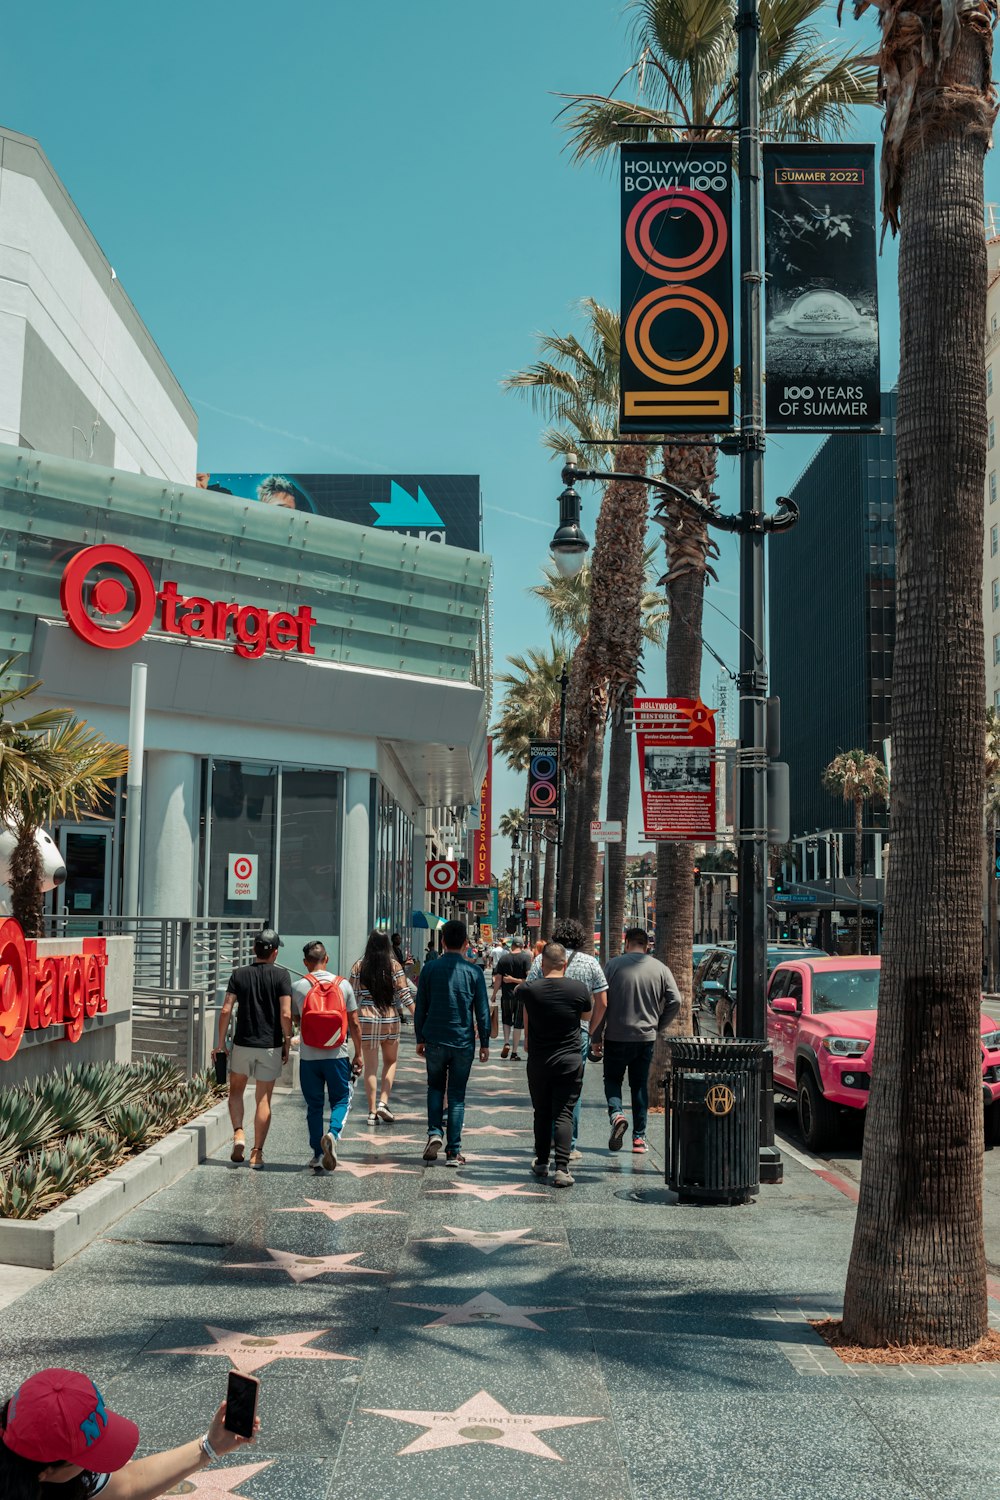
[[60, 544, 158, 650], [426, 860, 458, 893], [233, 857, 254, 881], [625, 187, 728, 281], [0, 917, 29, 1063]]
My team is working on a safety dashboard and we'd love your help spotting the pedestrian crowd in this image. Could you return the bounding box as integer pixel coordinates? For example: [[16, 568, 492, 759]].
[[7, 918, 680, 1490], [213, 916, 681, 1188]]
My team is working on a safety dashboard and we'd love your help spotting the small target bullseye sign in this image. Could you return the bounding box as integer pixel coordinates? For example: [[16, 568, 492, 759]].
[[228, 853, 258, 901], [426, 860, 458, 893]]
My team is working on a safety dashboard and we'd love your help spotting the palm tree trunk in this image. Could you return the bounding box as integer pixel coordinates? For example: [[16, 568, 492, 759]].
[[854, 794, 864, 955], [842, 28, 991, 1345], [990, 806, 998, 992], [10, 823, 44, 937], [605, 711, 633, 962], [575, 726, 604, 952], [559, 778, 579, 921], [541, 824, 557, 938]]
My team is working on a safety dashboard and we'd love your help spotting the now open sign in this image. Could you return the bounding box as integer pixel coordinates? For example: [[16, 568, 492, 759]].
[[227, 854, 258, 901]]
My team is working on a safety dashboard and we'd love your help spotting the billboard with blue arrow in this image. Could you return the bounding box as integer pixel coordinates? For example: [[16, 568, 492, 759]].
[[201, 473, 481, 552]]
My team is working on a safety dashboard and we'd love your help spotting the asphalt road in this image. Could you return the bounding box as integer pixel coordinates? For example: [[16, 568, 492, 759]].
[[698, 1004, 1000, 1275]]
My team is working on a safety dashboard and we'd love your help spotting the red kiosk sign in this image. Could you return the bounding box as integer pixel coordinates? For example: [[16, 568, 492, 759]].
[[634, 696, 718, 841], [60, 545, 316, 660], [0, 918, 109, 1062]]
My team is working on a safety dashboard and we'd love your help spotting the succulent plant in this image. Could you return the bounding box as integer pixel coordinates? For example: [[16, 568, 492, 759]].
[[33, 1075, 103, 1136], [106, 1102, 154, 1149], [0, 1089, 59, 1167]]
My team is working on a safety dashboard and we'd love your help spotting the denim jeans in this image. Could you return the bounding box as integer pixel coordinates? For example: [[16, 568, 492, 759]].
[[603, 1038, 656, 1139], [299, 1056, 353, 1156], [571, 1025, 589, 1148], [424, 1042, 474, 1154]]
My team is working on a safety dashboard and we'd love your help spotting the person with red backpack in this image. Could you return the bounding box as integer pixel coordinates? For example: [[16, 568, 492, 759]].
[[291, 941, 363, 1172]]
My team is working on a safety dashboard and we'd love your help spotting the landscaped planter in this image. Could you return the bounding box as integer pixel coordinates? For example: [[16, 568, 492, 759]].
[[0, 1101, 231, 1269]]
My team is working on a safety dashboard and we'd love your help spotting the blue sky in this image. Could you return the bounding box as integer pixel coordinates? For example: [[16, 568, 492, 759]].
[[4, 0, 997, 868]]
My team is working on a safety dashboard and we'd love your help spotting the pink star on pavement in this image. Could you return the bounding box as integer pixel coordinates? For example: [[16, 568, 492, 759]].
[[428, 1182, 546, 1202], [363, 1389, 602, 1459], [413, 1225, 562, 1255], [227, 1249, 387, 1283], [468, 1105, 529, 1114], [332, 1159, 415, 1178], [460, 1125, 529, 1137], [162, 1459, 274, 1497], [477, 1089, 524, 1097], [276, 1197, 404, 1223], [396, 1291, 574, 1329], [468, 1153, 522, 1164], [154, 1325, 357, 1373], [349, 1134, 423, 1147]]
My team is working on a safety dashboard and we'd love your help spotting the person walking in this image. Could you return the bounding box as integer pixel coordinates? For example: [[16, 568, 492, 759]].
[[1, 1367, 258, 1500], [517, 942, 591, 1188], [414, 919, 490, 1166], [525, 918, 608, 1158], [492, 937, 531, 1059], [350, 930, 415, 1126], [589, 927, 681, 1153], [291, 941, 363, 1172], [215, 928, 292, 1169]]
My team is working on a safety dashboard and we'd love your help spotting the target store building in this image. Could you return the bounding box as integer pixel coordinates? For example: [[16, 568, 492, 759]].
[[0, 447, 491, 971]]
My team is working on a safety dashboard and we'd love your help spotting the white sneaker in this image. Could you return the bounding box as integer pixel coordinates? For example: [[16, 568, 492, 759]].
[[320, 1133, 338, 1172], [307, 1154, 321, 1169]]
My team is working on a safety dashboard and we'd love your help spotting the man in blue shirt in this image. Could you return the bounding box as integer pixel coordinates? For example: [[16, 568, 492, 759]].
[[414, 919, 490, 1166]]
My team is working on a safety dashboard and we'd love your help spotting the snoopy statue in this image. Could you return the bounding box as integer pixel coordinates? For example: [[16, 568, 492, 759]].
[[0, 824, 68, 916]]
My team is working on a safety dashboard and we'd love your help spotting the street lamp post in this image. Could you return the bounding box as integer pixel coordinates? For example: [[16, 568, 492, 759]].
[[551, 458, 797, 1180]]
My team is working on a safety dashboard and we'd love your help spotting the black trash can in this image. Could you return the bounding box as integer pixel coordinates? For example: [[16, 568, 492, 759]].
[[665, 1037, 763, 1205]]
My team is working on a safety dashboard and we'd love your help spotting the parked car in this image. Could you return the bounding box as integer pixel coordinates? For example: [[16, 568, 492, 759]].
[[765, 955, 1000, 1150], [698, 943, 827, 1034]]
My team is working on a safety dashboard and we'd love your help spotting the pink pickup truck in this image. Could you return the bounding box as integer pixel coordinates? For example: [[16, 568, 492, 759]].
[[766, 956, 1000, 1150]]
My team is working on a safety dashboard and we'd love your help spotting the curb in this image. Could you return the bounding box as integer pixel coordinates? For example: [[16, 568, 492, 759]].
[[0, 1102, 231, 1270]]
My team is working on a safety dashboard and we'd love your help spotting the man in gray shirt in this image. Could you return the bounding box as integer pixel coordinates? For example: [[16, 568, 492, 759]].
[[589, 927, 681, 1154]]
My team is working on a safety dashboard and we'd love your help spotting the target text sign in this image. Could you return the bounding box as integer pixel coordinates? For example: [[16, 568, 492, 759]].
[[227, 854, 259, 901]]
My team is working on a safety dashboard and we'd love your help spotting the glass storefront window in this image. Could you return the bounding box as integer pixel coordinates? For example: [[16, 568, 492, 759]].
[[278, 767, 343, 936], [209, 761, 278, 921], [371, 781, 414, 953]]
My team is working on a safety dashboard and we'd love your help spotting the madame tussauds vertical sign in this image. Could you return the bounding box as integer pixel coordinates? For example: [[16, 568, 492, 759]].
[[763, 144, 880, 430], [620, 145, 735, 435]]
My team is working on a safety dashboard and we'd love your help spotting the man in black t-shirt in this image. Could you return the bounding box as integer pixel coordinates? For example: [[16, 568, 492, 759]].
[[492, 938, 532, 1060], [517, 942, 592, 1187], [215, 928, 293, 1169]]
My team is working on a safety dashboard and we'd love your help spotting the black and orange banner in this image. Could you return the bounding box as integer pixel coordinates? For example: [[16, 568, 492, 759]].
[[620, 145, 735, 435]]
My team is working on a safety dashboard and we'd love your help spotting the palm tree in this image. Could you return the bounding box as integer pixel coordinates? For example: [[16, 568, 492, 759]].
[[497, 807, 527, 911], [505, 299, 651, 948], [0, 660, 128, 935], [821, 750, 888, 954], [559, 0, 878, 1062], [841, 0, 995, 1351]]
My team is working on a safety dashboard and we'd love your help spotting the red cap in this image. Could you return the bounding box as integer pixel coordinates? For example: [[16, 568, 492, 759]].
[[2, 1370, 139, 1470]]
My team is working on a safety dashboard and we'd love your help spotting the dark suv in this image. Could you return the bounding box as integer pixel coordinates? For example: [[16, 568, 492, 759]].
[[694, 943, 827, 1036]]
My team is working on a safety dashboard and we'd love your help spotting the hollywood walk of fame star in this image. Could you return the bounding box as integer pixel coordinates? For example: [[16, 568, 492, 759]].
[[165, 1459, 274, 1498], [362, 1389, 602, 1459], [427, 1182, 546, 1203], [477, 1089, 524, 1098], [460, 1124, 529, 1137], [226, 1248, 387, 1283], [465, 1105, 530, 1115], [396, 1290, 574, 1330], [277, 1197, 405, 1224], [412, 1225, 562, 1255], [465, 1153, 523, 1164], [154, 1325, 357, 1374], [331, 1159, 415, 1178], [350, 1133, 422, 1147]]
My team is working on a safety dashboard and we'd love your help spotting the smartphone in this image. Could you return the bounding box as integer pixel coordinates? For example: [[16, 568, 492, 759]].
[[224, 1371, 259, 1438]]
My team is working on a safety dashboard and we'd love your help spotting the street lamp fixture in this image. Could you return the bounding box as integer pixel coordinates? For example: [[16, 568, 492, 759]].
[[549, 472, 590, 578]]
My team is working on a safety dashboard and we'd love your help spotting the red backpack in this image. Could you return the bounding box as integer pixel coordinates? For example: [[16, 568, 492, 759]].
[[300, 975, 348, 1049]]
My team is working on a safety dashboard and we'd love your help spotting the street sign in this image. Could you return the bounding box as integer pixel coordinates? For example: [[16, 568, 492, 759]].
[[456, 886, 491, 902], [525, 912, 541, 928], [426, 860, 458, 893], [524, 899, 541, 911], [227, 854, 258, 901], [591, 820, 623, 843], [633, 696, 717, 841]]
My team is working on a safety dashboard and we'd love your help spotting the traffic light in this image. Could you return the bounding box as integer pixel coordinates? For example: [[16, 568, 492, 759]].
[[693, 866, 701, 887], [774, 875, 785, 895]]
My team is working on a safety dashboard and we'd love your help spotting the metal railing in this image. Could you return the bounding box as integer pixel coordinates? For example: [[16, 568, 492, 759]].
[[40, 917, 260, 1077]]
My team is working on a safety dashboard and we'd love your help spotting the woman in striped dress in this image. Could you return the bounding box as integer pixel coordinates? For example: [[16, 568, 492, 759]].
[[350, 930, 414, 1126]]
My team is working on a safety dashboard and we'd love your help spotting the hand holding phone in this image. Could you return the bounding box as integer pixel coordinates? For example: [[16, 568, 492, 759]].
[[224, 1372, 260, 1439]]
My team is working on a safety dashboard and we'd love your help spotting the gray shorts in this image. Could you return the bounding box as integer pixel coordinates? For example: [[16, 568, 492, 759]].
[[229, 1043, 283, 1082]]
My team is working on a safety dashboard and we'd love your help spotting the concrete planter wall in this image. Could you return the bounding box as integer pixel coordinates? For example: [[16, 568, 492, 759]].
[[0, 1100, 230, 1270]]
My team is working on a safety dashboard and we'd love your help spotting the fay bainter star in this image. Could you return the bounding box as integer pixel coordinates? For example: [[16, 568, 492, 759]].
[[60, 545, 316, 660]]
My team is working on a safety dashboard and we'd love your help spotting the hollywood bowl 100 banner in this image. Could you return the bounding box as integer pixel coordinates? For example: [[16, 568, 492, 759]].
[[620, 145, 735, 435], [763, 144, 880, 431]]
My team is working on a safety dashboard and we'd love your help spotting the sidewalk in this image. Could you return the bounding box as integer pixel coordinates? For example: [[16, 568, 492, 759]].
[[4, 1036, 998, 1500]]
